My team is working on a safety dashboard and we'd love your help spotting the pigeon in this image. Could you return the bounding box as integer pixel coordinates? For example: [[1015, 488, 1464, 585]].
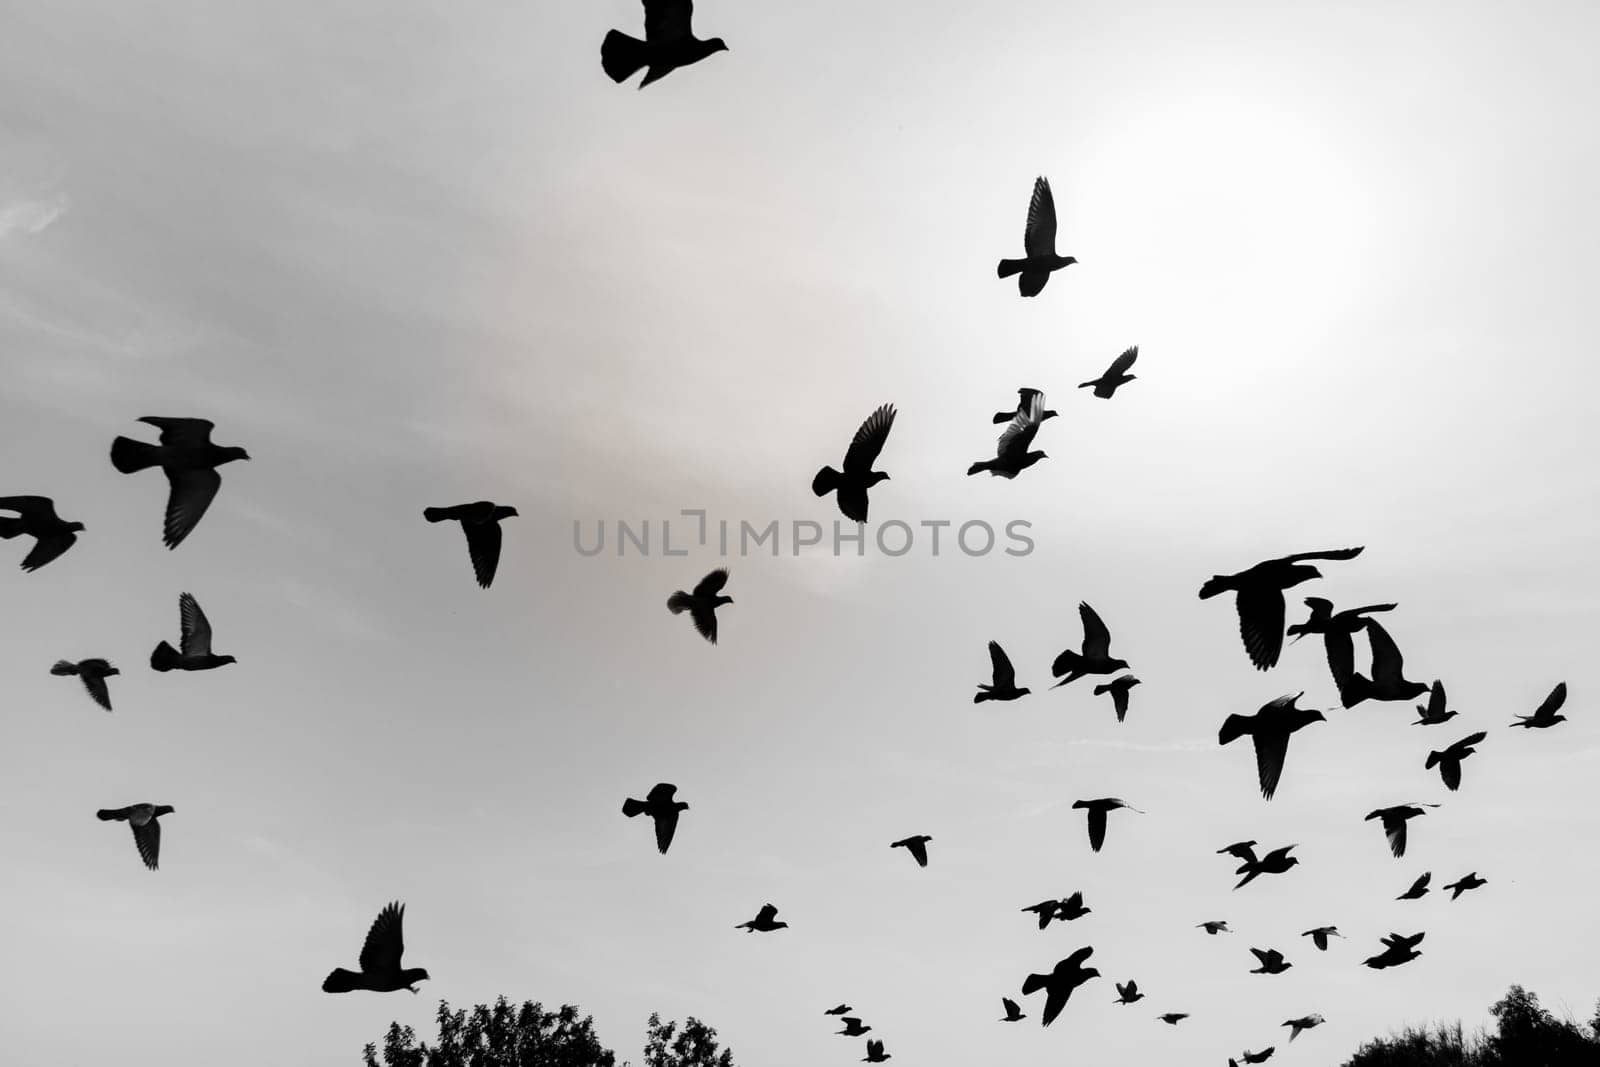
[[1217, 840, 1258, 863], [836, 1018, 871, 1037], [968, 391, 1049, 478], [110, 417, 250, 548], [1363, 932, 1424, 969], [1344, 618, 1428, 706], [1078, 347, 1138, 399], [1425, 731, 1488, 792], [1234, 845, 1298, 889], [322, 902, 431, 994], [423, 502, 518, 588], [1283, 1014, 1325, 1041], [974, 641, 1030, 703], [996, 177, 1077, 297], [891, 835, 932, 868], [1051, 602, 1129, 687], [862, 1038, 891, 1063], [1241, 1049, 1276, 1064], [1072, 798, 1142, 853], [1198, 921, 1231, 935], [1000, 997, 1026, 1022], [600, 0, 727, 88], [1302, 926, 1341, 951], [150, 592, 236, 672], [1020, 946, 1100, 1026], [1218, 692, 1326, 800], [51, 658, 119, 711], [1365, 804, 1438, 859], [1511, 682, 1568, 729], [1443, 872, 1487, 900], [992, 388, 1058, 424], [736, 903, 787, 932], [622, 782, 689, 854], [1198, 548, 1365, 670], [96, 804, 173, 870], [824, 1005, 853, 1016], [1286, 597, 1396, 705], [1397, 872, 1432, 900], [1249, 948, 1292, 975], [1159, 1013, 1190, 1025], [1094, 675, 1141, 723], [666, 568, 733, 644], [1414, 681, 1459, 726], [1114, 980, 1144, 1004], [1022, 900, 1063, 930], [813, 404, 895, 523], [1055, 891, 1091, 921], [0, 496, 84, 571]]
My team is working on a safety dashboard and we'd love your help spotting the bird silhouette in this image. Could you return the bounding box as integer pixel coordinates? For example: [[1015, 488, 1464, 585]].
[[110, 417, 249, 548], [322, 902, 430, 993], [1217, 840, 1258, 863], [974, 641, 1030, 703], [836, 1017, 871, 1037], [51, 658, 119, 711], [1511, 682, 1568, 729], [1241, 1049, 1276, 1064], [1055, 891, 1091, 921], [1198, 921, 1231, 935], [1159, 1012, 1190, 1025], [824, 1005, 853, 1016], [1051, 602, 1129, 687], [1343, 618, 1428, 706], [1094, 675, 1141, 723], [1283, 1014, 1325, 1041], [1286, 597, 1396, 705], [1199, 548, 1365, 670], [991, 388, 1058, 424], [1397, 871, 1432, 900], [1234, 844, 1298, 889], [0, 496, 83, 571], [813, 404, 895, 523], [666, 568, 733, 644], [1000, 997, 1026, 1022], [1022, 900, 1062, 930], [862, 1038, 891, 1062], [996, 177, 1077, 297], [1218, 692, 1326, 800], [622, 782, 689, 854], [1302, 926, 1341, 951], [1072, 798, 1142, 853], [1078, 346, 1138, 398], [1020, 946, 1100, 1026], [1365, 804, 1438, 859], [1363, 932, 1424, 969], [423, 502, 518, 588], [891, 835, 932, 868], [1443, 872, 1487, 900], [1114, 980, 1144, 1004], [97, 804, 173, 870], [150, 592, 236, 672], [1249, 947, 1292, 975], [1414, 680, 1459, 725], [1426, 731, 1487, 792], [600, 0, 727, 88], [968, 390, 1049, 478], [736, 903, 787, 932]]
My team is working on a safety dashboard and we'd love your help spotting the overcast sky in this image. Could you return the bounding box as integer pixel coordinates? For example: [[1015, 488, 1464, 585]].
[[3, 1, 1599, 1064]]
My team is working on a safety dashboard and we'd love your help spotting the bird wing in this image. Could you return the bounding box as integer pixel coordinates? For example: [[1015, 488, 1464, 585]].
[[1078, 602, 1112, 659], [1535, 681, 1568, 720], [20, 530, 77, 571], [908, 839, 928, 866], [0, 495, 59, 521], [995, 404, 1041, 460], [1456, 730, 1488, 751], [162, 467, 222, 549], [642, 0, 694, 43], [1282, 546, 1364, 564], [1249, 947, 1272, 967], [646, 782, 678, 803], [140, 416, 216, 447], [178, 592, 214, 656], [1023, 177, 1057, 257], [988, 641, 1017, 689], [1324, 629, 1360, 703], [1002, 997, 1019, 1016], [131, 818, 161, 870], [1111, 685, 1130, 722], [688, 603, 719, 644], [653, 807, 680, 853], [83, 672, 113, 711], [1106, 346, 1138, 376], [1252, 730, 1291, 801], [842, 404, 896, 473], [1365, 619, 1407, 684], [461, 518, 504, 588], [1086, 807, 1107, 852], [1424, 679, 1445, 718], [1235, 586, 1286, 670], [1064, 890, 1084, 910], [358, 902, 406, 973], [692, 568, 729, 597], [755, 903, 778, 923], [1384, 815, 1408, 858]]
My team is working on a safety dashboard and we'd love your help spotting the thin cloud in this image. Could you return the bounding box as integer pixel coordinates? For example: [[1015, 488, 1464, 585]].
[[0, 193, 68, 238]]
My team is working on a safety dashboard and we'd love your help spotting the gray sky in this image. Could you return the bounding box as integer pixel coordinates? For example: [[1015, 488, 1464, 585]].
[[3, 1, 1598, 1064]]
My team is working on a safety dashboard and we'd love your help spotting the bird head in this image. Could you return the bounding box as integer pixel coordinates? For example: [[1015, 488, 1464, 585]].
[[676, 801, 690, 811], [498, 506, 521, 519], [1015, 687, 1032, 697], [404, 968, 431, 990], [106, 665, 122, 676], [1081, 966, 1101, 981], [716, 595, 734, 606], [1109, 657, 1129, 672], [67, 520, 87, 533], [1063, 256, 1079, 266], [223, 446, 252, 464], [869, 472, 891, 485], [1285, 856, 1300, 869], [710, 38, 729, 53], [154, 805, 176, 816], [219, 655, 239, 665]]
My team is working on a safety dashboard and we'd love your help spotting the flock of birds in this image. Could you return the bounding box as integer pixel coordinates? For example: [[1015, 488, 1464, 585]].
[[5, 2, 1582, 1064]]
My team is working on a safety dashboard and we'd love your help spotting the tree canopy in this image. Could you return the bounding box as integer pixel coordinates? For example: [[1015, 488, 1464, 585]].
[[1344, 985, 1600, 1066]]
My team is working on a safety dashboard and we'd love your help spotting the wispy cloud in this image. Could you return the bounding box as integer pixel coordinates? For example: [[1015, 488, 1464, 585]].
[[0, 193, 68, 239]]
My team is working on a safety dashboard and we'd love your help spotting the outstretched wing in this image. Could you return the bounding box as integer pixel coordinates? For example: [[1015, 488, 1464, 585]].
[[140, 416, 216, 447], [21, 529, 77, 571], [461, 519, 504, 588], [1252, 731, 1291, 801], [653, 807, 680, 853], [358, 902, 406, 974], [1365, 619, 1407, 684], [178, 592, 214, 656], [1385, 816, 1408, 858], [1236, 586, 1286, 670], [988, 641, 1016, 689], [692, 568, 729, 597], [1085, 807, 1107, 852], [162, 467, 221, 549], [1023, 177, 1057, 257], [1534, 681, 1568, 720], [1105, 346, 1138, 376], [1282, 546, 1364, 564], [83, 672, 114, 711], [1324, 629, 1360, 704], [842, 404, 896, 474], [995, 396, 1043, 459], [642, 0, 693, 43], [1078, 602, 1112, 659], [755, 903, 778, 924], [131, 819, 162, 870], [0, 495, 60, 521], [646, 782, 678, 804]]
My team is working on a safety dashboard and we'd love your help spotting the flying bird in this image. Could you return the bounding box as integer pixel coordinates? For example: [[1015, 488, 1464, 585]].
[[1072, 798, 1142, 853], [1444, 872, 1487, 900], [1198, 921, 1231, 935], [1217, 840, 1258, 863], [991, 388, 1058, 424], [1286, 597, 1395, 705], [1022, 900, 1062, 930], [813, 404, 895, 523], [1511, 682, 1568, 729], [1234, 845, 1299, 889], [110, 417, 249, 549], [1077, 346, 1138, 398], [622, 782, 689, 854], [1000, 997, 1025, 1022], [891, 835, 932, 868], [1414, 681, 1459, 726], [1020, 946, 1100, 1026], [150, 592, 236, 672], [1283, 1014, 1325, 1041], [1055, 891, 1091, 921], [1093, 675, 1140, 723], [736, 903, 787, 932], [600, 0, 727, 88], [996, 177, 1077, 297], [1241, 1049, 1276, 1065], [1114, 980, 1144, 1005], [1343, 618, 1428, 706], [423, 501, 518, 588], [1397, 872, 1432, 900], [1159, 1013, 1190, 1025], [824, 1005, 853, 1016], [51, 658, 119, 711], [862, 1039, 891, 1063], [1198, 547, 1365, 670], [96, 804, 173, 870], [974, 641, 1030, 703], [1426, 731, 1488, 792], [1218, 692, 1326, 800], [1302, 926, 1341, 951], [666, 568, 733, 644], [1365, 804, 1438, 859], [1051, 602, 1129, 687], [1363, 932, 1424, 969], [322, 902, 430, 994], [0, 496, 83, 571], [836, 1018, 871, 1037], [1249, 948, 1292, 975], [968, 391, 1049, 479]]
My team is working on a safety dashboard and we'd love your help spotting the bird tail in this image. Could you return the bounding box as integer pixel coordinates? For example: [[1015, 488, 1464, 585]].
[[622, 798, 647, 818], [1424, 750, 1442, 770], [966, 461, 992, 476], [150, 641, 180, 672], [1197, 575, 1231, 599], [1217, 714, 1252, 746], [1076, 379, 1097, 389], [996, 258, 1027, 279], [422, 507, 452, 523], [973, 687, 993, 704], [110, 435, 161, 474], [96, 809, 122, 821], [601, 30, 648, 83], [321, 969, 360, 994], [1051, 650, 1083, 685], [666, 591, 693, 615], [51, 660, 80, 676], [811, 466, 840, 497], [1020, 972, 1048, 995], [1341, 671, 1373, 708]]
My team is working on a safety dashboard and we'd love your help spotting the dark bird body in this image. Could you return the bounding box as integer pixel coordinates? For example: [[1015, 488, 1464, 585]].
[[1094, 675, 1140, 722], [1072, 798, 1141, 853], [1512, 682, 1568, 729], [1052, 602, 1129, 687], [622, 782, 689, 854], [813, 404, 895, 523], [1426, 731, 1487, 791], [1287, 597, 1395, 705], [996, 177, 1076, 297], [1249, 947, 1292, 975], [1114, 980, 1144, 1004], [836, 1017, 871, 1037], [736, 903, 787, 932], [424, 501, 518, 588], [601, 0, 727, 88], [824, 1004, 852, 1016], [1344, 619, 1428, 706], [862, 1038, 890, 1062], [1000, 997, 1025, 1022], [97, 803, 173, 870], [1364, 932, 1424, 969], [1241, 1050, 1276, 1064], [992, 388, 1058, 424], [150, 592, 236, 672], [110, 417, 249, 548], [0, 496, 83, 571], [1365, 804, 1437, 859], [1020, 946, 1100, 1026], [1198, 921, 1231, 935], [1159, 1012, 1189, 1025], [1234, 844, 1298, 889], [1444, 872, 1486, 899], [666, 568, 733, 644], [1397, 872, 1431, 900], [891, 834, 932, 868], [322, 902, 430, 993], [1199, 547, 1364, 670], [1055, 891, 1091, 921], [52, 658, 119, 711], [1302, 926, 1341, 951], [1414, 681, 1459, 726], [1078, 346, 1138, 398], [1283, 1014, 1325, 1041], [968, 391, 1048, 478], [1218, 692, 1326, 800], [974, 641, 1029, 703]]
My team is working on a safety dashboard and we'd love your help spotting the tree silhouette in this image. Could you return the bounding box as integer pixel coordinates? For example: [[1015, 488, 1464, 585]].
[[1343, 985, 1598, 1066], [362, 998, 616, 1067], [642, 1014, 735, 1067]]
